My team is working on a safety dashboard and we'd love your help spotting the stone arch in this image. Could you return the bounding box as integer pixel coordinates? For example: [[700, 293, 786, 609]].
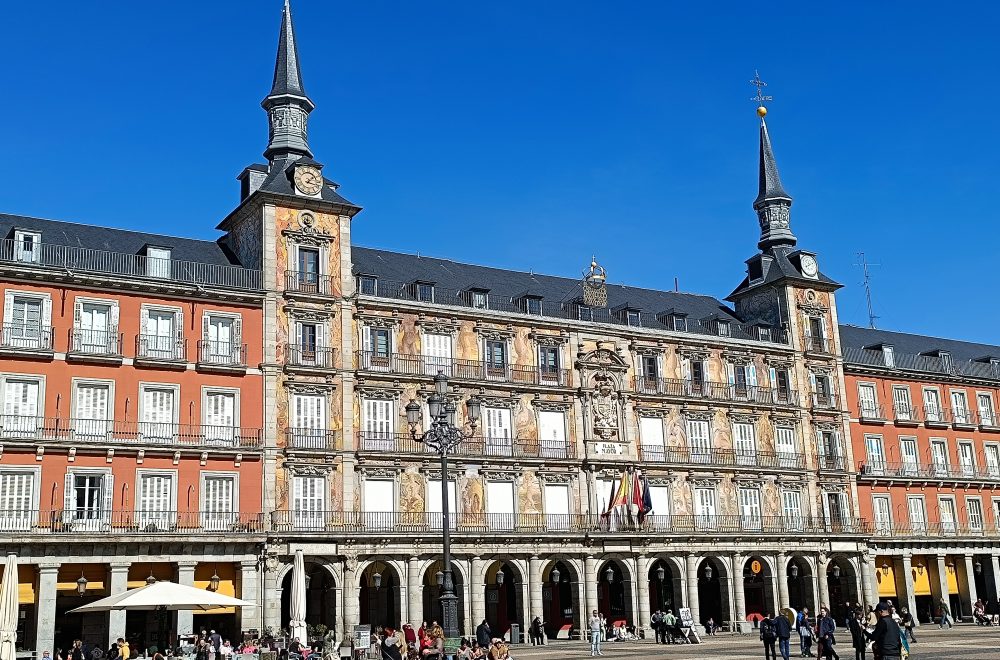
[[697, 556, 731, 628], [648, 557, 683, 616], [785, 555, 816, 612], [826, 555, 860, 622], [420, 560, 466, 630], [742, 556, 776, 622], [483, 559, 524, 641], [279, 558, 340, 637], [359, 559, 403, 630], [597, 558, 634, 627], [541, 558, 582, 639]]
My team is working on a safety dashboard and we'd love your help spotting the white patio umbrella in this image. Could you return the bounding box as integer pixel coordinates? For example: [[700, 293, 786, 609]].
[[289, 549, 308, 642], [67, 580, 254, 612], [0, 553, 18, 660]]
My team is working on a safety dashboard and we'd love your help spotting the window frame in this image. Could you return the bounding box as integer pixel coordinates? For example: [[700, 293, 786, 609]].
[[13, 230, 41, 263], [357, 275, 378, 296]]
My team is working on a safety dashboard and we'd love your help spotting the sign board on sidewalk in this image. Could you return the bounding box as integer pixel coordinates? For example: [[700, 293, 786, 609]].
[[352, 625, 370, 648], [679, 607, 694, 627]]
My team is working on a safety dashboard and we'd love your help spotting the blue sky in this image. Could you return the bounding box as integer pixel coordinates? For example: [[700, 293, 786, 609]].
[[1, 1, 997, 343]]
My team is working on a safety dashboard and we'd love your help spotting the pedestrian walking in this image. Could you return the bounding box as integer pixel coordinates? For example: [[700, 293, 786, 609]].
[[938, 598, 953, 628], [650, 610, 662, 644], [589, 610, 604, 657], [848, 610, 867, 660], [899, 607, 916, 643], [818, 606, 839, 660], [796, 608, 812, 658], [760, 613, 778, 660], [775, 609, 792, 660], [476, 620, 491, 649], [530, 616, 543, 646], [870, 603, 902, 660]]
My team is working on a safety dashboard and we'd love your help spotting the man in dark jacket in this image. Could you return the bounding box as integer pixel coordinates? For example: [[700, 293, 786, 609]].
[[818, 607, 839, 660], [475, 620, 491, 648], [774, 611, 792, 660], [871, 603, 902, 660]]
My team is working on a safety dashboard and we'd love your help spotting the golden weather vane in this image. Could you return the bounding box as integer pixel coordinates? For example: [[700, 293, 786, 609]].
[[750, 70, 772, 117]]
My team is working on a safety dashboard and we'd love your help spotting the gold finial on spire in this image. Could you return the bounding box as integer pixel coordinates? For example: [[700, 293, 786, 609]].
[[750, 70, 772, 117]]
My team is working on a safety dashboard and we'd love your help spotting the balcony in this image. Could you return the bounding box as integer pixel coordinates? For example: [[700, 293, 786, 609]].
[[951, 407, 977, 430], [0, 323, 53, 355], [0, 510, 265, 535], [977, 409, 1000, 432], [285, 270, 335, 297], [892, 404, 922, 426], [136, 334, 187, 367], [197, 340, 248, 373], [922, 405, 950, 429], [633, 376, 799, 406], [356, 431, 577, 459], [355, 351, 571, 387], [858, 460, 1000, 483], [870, 521, 1000, 540], [0, 237, 262, 291], [858, 403, 886, 424], [637, 445, 805, 470], [812, 393, 840, 411], [270, 510, 861, 537], [0, 415, 262, 449], [818, 454, 847, 471], [286, 345, 336, 370], [805, 336, 833, 354], [67, 328, 123, 364], [286, 428, 338, 451]]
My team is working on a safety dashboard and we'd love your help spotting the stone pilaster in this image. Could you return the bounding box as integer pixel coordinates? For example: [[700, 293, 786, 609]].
[[108, 563, 130, 647], [962, 554, 978, 618], [240, 560, 261, 633], [731, 553, 746, 632], [635, 555, 650, 638], [900, 555, 919, 627], [776, 553, 789, 612], [528, 556, 543, 631], [470, 557, 485, 630], [584, 556, 599, 617], [685, 554, 700, 627], [859, 554, 875, 610], [935, 554, 950, 609], [176, 561, 198, 636], [35, 565, 59, 655], [407, 556, 421, 627], [816, 555, 829, 610]]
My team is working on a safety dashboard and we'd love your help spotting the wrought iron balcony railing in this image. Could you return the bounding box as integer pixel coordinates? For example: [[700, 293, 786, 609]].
[[804, 336, 832, 353], [0, 510, 265, 534], [197, 340, 248, 367], [892, 404, 922, 423], [922, 405, 950, 426], [637, 445, 805, 469], [632, 376, 799, 406], [286, 345, 336, 369], [285, 270, 335, 296], [857, 403, 885, 421], [0, 238, 262, 291], [0, 415, 262, 448], [869, 521, 1000, 539], [355, 431, 577, 459], [818, 454, 847, 471], [286, 428, 338, 450], [0, 323, 53, 351], [270, 511, 865, 535], [355, 351, 571, 387], [858, 460, 1000, 481], [69, 328, 122, 356], [136, 334, 187, 361], [812, 393, 840, 410]]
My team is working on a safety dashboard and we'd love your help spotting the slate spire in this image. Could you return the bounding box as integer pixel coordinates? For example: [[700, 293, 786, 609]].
[[262, 0, 314, 161], [752, 115, 796, 251]]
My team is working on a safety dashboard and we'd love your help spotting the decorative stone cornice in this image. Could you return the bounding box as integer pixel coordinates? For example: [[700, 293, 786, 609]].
[[630, 342, 665, 356], [722, 350, 755, 365], [288, 307, 335, 321], [359, 466, 401, 479], [687, 476, 722, 487], [357, 312, 400, 328], [575, 343, 630, 372], [285, 382, 336, 395], [676, 346, 711, 362], [681, 407, 715, 422], [764, 355, 794, 369], [728, 411, 759, 424], [733, 476, 767, 488], [282, 211, 335, 247], [777, 478, 806, 490], [533, 396, 572, 412], [531, 331, 569, 346], [474, 323, 515, 340], [540, 471, 574, 484], [480, 395, 517, 409], [481, 469, 516, 482], [807, 363, 835, 376], [357, 386, 402, 400], [819, 481, 847, 493], [285, 462, 334, 476], [634, 406, 671, 418], [813, 420, 840, 432]]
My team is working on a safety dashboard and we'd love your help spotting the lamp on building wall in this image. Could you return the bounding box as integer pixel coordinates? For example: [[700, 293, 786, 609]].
[[496, 569, 505, 586], [373, 561, 384, 591], [437, 571, 445, 586], [208, 565, 221, 592], [831, 565, 841, 579], [881, 561, 889, 574], [975, 561, 983, 575], [76, 571, 88, 596], [605, 567, 614, 584], [551, 567, 561, 584], [656, 566, 666, 583], [915, 562, 924, 576], [146, 568, 157, 586], [704, 565, 713, 581], [789, 564, 799, 579]]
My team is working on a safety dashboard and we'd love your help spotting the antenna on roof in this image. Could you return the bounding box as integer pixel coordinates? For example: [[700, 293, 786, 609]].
[[674, 277, 679, 292], [855, 251, 880, 329]]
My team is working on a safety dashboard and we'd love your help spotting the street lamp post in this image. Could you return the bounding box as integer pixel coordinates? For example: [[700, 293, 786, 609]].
[[406, 372, 482, 639]]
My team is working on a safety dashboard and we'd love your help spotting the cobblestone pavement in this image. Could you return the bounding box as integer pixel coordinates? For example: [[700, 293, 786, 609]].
[[507, 625, 997, 659]]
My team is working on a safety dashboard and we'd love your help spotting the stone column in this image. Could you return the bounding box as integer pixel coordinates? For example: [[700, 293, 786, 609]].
[[35, 565, 59, 655], [528, 556, 543, 635], [176, 561, 198, 637], [816, 555, 829, 611], [463, 558, 474, 639], [240, 560, 261, 634], [731, 554, 746, 632], [407, 556, 421, 626], [962, 554, 978, 619], [900, 555, 919, 626], [263, 560, 284, 634], [343, 561, 359, 633], [991, 554, 1000, 614], [776, 554, 789, 612], [860, 555, 876, 610], [584, 556, 599, 618], [635, 556, 651, 639], [935, 554, 950, 612], [685, 554, 700, 627], [108, 563, 130, 647], [470, 557, 485, 630]]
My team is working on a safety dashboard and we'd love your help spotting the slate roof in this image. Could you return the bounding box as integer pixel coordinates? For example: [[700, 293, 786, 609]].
[[754, 119, 791, 207], [254, 157, 357, 208], [267, 0, 309, 102], [0, 213, 242, 266], [352, 246, 743, 324], [839, 325, 1000, 363], [727, 247, 840, 300]]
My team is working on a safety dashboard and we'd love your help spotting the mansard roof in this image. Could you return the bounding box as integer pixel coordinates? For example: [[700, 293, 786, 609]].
[[840, 324, 1000, 365], [352, 246, 744, 326]]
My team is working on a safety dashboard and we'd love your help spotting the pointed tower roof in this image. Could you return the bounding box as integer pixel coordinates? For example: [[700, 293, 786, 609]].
[[753, 118, 791, 207], [267, 0, 311, 104]]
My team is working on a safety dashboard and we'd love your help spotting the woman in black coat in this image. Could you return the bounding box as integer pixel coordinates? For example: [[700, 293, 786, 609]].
[[847, 610, 868, 660]]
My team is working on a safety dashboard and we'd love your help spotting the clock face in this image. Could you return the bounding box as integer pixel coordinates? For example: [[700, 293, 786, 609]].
[[293, 166, 324, 196], [800, 255, 818, 277]]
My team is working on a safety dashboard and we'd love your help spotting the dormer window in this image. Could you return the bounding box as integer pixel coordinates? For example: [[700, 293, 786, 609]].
[[465, 288, 489, 310], [144, 246, 172, 279], [940, 351, 953, 372], [882, 345, 895, 367], [672, 315, 688, 332], [716, 320, 731, 337], [518, 295, 543, 316], [411, 281, 435, 303], [577, 304, 593, 322], [13, 230, 40, 263], [357, 275, 377, 296], [992, 358, 1000, 379], [755, 325, 772, 342], [614, 304, 641, 326]]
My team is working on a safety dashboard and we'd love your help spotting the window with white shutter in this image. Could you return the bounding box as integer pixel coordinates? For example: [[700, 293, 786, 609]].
[[77, 302, 114, 353], [423, 333, 453, 376], [958, 442, 975, 477], [204, 315, 238, 363], [892, 386, 912, 420], [930, 439, 948, 476], [140, 386, 176, 443], [137, 472, 174, 530], [923, 388, 943, 422], [293, 475, 325, 530], [985, 445, 1000, 477], [362, 326, 392, 371], [857, 384, 879, 418], [483, 406, 513, 455], [739, 487, 762, 531], [639, 416, 665, 462], [66, 471, 112, 530], [907, 496, 927, 533], [204, 390, 237, 444], [544, 483, 570, 530], [363, 479, 395, 529], [427, 478, 458, 530], [0, 469, 36, 530], [865, 435, 886, 474], [872, 495, 892, 535], [733, 421, 757, 465], [686, 419, 711, 463], [486, 480, 515, 531], [900, 437, 919, 476], [775, 426, 797, 468], [362, 398, 394, 451], [951, 390, 971, 425], [782, 489, 803, 531], [202, 474, 237, 530], [290, 393, 326, 449], [967, 497, 984, 531], [939, 497, 957, 534], [978, 393, 996, 426], [694, 487, 717, 529], [145, 309, 178, 359], [6, 295, 43, 347], [595, 478, 613, 515], [73, 382, 110, 442], [2, 378, 40, 437], [538, 410, 567, 458]]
